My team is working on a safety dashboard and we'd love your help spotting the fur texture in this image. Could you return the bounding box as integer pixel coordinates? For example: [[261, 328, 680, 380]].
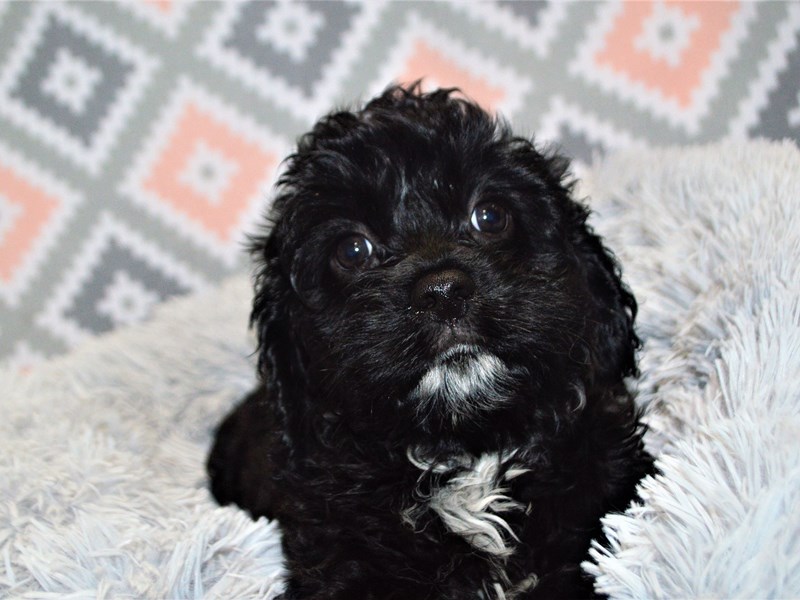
[[581, 140, 800, 598], [207, 86, 653, 599]]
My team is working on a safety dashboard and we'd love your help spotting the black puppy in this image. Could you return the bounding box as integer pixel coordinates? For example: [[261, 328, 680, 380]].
[[208, 85, 653, 599]]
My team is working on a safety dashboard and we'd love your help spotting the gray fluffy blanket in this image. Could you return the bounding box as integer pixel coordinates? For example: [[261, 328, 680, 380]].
[[2, 140, 798, 599]]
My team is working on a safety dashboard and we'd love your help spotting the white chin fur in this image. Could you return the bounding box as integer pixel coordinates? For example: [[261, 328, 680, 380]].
[[411, 345, 514, 423]]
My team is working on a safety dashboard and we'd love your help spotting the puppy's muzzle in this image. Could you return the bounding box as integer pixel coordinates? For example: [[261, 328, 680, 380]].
[[411, 268, 475, 322]]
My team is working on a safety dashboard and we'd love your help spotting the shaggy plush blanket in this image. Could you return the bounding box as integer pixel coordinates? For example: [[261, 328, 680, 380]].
[[2, 140, 798, 599]]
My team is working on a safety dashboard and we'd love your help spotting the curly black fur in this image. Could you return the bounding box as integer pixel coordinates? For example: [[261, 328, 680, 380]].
[[207, 85, 654, 599]]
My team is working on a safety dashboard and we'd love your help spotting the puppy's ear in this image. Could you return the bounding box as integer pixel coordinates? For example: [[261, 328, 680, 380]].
[[521, 146, 639, 384], [570, 202, 640, 384], [250, 222, 308, 442]]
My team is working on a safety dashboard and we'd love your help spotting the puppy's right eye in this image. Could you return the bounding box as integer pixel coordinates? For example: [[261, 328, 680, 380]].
[[334, 235, 374, 270], [470, 202, 510, 234]]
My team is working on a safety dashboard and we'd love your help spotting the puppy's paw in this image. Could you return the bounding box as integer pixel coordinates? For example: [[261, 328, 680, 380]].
[[207, 383, 275, 512]]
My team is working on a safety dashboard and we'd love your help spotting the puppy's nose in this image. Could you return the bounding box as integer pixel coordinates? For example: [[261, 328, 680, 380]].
[[411, 268, 475, 321]]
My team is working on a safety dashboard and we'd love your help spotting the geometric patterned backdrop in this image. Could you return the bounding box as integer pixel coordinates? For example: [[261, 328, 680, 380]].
[[1, 1, 799, 372]]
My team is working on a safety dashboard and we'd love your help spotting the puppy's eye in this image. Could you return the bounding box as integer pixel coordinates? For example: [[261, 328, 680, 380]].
[[470, 202, 510, 234], [335, 234, 374, 270]]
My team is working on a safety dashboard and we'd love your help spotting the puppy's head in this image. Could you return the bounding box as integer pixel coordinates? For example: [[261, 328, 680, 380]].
[[251, 85, 638, 442]]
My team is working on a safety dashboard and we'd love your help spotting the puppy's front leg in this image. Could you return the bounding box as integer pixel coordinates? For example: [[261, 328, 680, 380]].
[[207, 384, 285, 520]]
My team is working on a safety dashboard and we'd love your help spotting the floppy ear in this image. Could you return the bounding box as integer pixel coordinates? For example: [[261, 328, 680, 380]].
[[518, 145, 639, 385], [570, 203, 640, 385], [250, 223, 309, 444]]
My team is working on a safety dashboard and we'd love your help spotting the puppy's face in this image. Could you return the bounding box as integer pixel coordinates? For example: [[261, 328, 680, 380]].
[[253, 88, 637, 438]]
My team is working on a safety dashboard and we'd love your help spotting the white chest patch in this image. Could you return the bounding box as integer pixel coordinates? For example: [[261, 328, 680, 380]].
[[405, 449, 529, 557]]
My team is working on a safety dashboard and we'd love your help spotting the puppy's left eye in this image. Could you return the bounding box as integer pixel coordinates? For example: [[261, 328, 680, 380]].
[[470, 202, 510, 234], [335, 234, 374, 270]]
